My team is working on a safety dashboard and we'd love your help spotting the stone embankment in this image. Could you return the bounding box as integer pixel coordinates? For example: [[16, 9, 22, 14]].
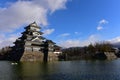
[[104, 52, 117, 60], [20, 51, 58, 61]]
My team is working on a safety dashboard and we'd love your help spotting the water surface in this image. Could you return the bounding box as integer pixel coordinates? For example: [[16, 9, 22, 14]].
[[0, 59, 120, 80]]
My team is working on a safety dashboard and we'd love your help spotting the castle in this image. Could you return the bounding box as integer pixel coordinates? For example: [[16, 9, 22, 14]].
[[10, 22, 61, 62]]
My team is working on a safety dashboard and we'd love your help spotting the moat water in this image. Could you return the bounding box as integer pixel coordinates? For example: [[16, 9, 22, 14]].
[[0, 59, 120, 80]]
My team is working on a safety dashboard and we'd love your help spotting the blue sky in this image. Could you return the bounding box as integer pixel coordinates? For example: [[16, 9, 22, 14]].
[[0, 0, 120, 48]]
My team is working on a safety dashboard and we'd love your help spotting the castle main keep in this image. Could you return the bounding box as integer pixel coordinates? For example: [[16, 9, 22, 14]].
[[10, 22, 61, 62]]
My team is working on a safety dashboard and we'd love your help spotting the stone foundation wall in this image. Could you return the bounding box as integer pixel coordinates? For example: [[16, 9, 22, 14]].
[[20, 51, 59, 62], [104, 52, 117, 60], [48, 52, 59, 61], [20, 51, 44, 61]]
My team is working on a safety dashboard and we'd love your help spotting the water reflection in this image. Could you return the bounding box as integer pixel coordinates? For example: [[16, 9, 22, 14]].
[[0, 61, 17, 80], [14, 62, 49, 80], [0, 59, 120, 80]]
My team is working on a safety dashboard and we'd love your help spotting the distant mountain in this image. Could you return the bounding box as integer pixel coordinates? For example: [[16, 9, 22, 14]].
[[111, 42, 120, 48]]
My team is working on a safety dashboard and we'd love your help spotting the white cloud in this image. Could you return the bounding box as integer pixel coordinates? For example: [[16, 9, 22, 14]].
[[97, 19, 108, 31], [0, 0, 68, 32], [47, 0, 67, 13], [0, 33, 21, 48], [0, 34, 5, 44], [43, 29, 55, 36], [0, 0, 69, 48], [108, 37, 120, 43], [33, 0, 67, 13], [59, 34, 100, 48], [59, 40, 82, 48], [59, 33, 70, 37], [99, 19, 108, 24], [97, 26, 103, 30], [74, 32, 81, 35], [58, 34, 120, 48]]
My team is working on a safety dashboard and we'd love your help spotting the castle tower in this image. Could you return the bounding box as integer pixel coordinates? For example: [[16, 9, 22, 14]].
[[21, 22, 45, 52], [12, 22, 58, 61]]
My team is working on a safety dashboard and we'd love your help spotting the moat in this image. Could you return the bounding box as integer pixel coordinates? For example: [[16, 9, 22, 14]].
[[0, 59, 120, 80]]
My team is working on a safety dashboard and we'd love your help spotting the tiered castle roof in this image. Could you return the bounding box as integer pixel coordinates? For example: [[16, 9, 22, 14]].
[[14, 22, 56, 52]]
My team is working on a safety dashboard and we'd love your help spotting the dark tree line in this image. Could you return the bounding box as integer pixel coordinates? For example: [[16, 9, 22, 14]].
[[0, 46, 12, 60], [59, 42, 116, 60]]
